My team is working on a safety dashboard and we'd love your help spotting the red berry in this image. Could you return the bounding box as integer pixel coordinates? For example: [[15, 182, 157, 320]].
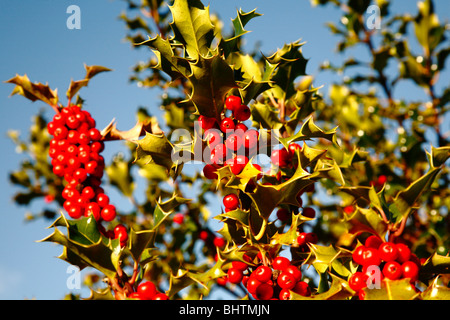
[[67, 204, 83, 219], [231, 261, 248, 272], [55, 126, 70, 140], [227, 267, 244, 284], [276, 208, 290, 221], [198, 115, 217, 131], [361, 247, 381, 266], [88, 128, 102, 141], [213, 236, 226, 248], [271, 148, 291, 168], [379, 242, 399, 262], [199, 230, 209, 241], [81, 186, 95, 200], [352, 245, 366, 265], [85, 202, 101, 220], [401, 261, 419, 283], [225, 95, 242, 112], [235, 123, 248, 132], [365, 235, 383, 249], [395, 243, 411, 263], [234, 104, 251, 121], [302, 207, 316, 219], [225, 155, 248, 175], [204, 129, 222, 149], [246, 277, 262, 294], [96, 193, 110, 207], [254, 282, 273, 300], [153, 293, 169, 300], [279, 289, 291, 300], [90, 141, 105, 153], [219, 117, 235, 133], [297, 232, 317, 247], [128, 292, 142, 300], [277, 272, 296, 290], [272, 256, 291, 271], [348, 272, 368, 292], [137, 281, 157, 300], [242, 129, 259, 150], [288, 143, 301, 156], [293, 281, 311, 297], [344, 205, 354, 214], [210, 143, 229, 165], [66, 115, 81, 129], [254, 266, 272, 283], [382, 261, 402, 280], [114, 224, 128, 243], [283, 265, 302, 282], [173, 213, 184, 224], [223, 193, 239, 210], [225, 133, 243, 152], [101, 204, 116, 221], [377, 175, 387, 185]]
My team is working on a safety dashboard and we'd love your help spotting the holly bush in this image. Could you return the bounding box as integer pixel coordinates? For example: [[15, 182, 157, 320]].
[[5, 0, 450, 300]]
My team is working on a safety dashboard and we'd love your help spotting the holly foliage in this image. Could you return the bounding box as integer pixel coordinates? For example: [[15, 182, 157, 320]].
[[5, 0, 450, 300]]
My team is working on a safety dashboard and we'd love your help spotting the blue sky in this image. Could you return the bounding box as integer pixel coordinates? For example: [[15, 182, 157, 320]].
[[0, 0, 448, 300]]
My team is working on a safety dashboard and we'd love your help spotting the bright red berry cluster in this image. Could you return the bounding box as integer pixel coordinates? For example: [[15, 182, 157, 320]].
[[225, 254, 311, 300], [127, 281, 169, 300], [349, 235, 421, 298], [47, 104, 117, 223], [201, 95, 263, 180]]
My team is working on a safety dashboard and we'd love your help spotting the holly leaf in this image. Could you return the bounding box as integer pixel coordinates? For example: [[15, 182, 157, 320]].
[[289, 273, 353, 300], [85, 288, 116, 300], [426, 145, 450, 169], [278, 116, 338, 148], [266, 41, 309, 100], [271, 212, 309, 246], [5, 74, 58, 106], [390, 166, 442, 223], [187, 54, 238, 120], [420, 276, 450, 300], [167, 253, 227, 298], [134, 131, 183, 179], [137, 35, 191, 81], [38, 213, 118, 278], [362, 278, 418, 300], [220, 8, 262, 56], [101, 116, 163, 142], [304, 244, 351, 278], [168, 0, 215, 60], [128, 228, 157, 264], [152, 194, 191, 230], [66, 64, 112, 100], [420, 252, 450, 275]]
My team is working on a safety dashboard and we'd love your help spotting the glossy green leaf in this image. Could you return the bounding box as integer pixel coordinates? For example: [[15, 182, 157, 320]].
[[137, 35, 191, 80], [362, 278, 418, 300], [38, 214, 118, 278], [169, 0, 215, 60], [187, 54, 238, 120]]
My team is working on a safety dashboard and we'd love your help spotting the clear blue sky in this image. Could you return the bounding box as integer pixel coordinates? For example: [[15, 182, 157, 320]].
[[0, 0, 448, 300]]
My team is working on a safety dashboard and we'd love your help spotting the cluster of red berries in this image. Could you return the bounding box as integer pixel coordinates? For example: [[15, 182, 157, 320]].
[[47, 104, 117, 222], [201, 95, 263, 180], [127, 281, 168, 300], [349, 235, 421, 298], [225, 254, 311, 300]]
